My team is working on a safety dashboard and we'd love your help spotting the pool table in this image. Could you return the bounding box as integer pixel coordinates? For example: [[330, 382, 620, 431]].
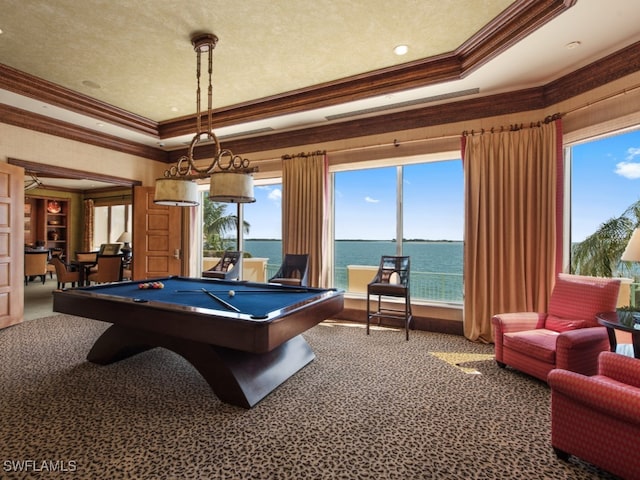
[[52, 276, 344, 408]]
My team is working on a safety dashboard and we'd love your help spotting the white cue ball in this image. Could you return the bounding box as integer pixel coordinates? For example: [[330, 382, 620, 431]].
[[228, 290, 235, 297]]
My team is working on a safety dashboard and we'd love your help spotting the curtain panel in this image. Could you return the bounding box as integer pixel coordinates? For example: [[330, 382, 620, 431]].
[[462, 119, 563, 342], [281, 152, 328, 287], [82, 199, 94, 251]]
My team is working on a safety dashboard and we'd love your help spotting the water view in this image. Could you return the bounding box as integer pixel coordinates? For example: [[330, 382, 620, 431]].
[[244, 239, 463, 303]]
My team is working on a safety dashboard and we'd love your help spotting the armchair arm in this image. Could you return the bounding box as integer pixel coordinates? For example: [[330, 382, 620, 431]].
[[556, 326, 609, 349], [491, 312, 546, 334], [491, 312, 546, 363], [548, 368, 640, 426], [555, 326, 609, 375], [598, 351, 640, 388]]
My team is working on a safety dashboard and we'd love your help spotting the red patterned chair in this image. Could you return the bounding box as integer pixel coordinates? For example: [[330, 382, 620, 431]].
[[548, 352, 640, 479], [491, 274, 621, 382]]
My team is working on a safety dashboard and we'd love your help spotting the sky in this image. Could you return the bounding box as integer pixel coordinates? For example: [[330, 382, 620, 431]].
[[571, 128, 640, 242], [220, 127, 640, 242]]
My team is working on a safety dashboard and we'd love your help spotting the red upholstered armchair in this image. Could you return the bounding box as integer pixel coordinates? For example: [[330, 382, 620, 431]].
[[491, 274, 621, 382], [548, 352, 640, 479]]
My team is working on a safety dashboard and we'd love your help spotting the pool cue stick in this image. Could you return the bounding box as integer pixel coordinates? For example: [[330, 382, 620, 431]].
[[175, 289, 310, 294], [201, 288, 241, 312]]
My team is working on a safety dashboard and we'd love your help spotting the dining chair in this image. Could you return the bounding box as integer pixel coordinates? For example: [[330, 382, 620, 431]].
[[87, 255, 123, 284]]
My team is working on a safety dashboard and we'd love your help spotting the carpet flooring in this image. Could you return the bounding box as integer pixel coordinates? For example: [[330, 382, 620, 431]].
[[0, 316, 618, 479]]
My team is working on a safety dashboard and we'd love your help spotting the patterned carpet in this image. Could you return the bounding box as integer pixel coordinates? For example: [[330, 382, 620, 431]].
[[0, 316, 618, 479]]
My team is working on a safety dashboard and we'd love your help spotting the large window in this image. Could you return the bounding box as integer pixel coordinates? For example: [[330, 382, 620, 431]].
[[569, 128, 640, 279], [93, 203, 132, 250], [333, 159, 463, 302], [200, 181, 283, 279]]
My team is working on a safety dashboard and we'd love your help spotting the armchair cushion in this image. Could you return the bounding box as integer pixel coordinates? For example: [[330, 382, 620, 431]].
[[544, 315, 587, 332], [503, 330, 558, 363]]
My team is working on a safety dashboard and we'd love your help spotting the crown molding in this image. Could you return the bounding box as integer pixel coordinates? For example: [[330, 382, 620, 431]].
[[0, 104, 167, 162], [0, 0, 573, 142], [5, 0, 631, 163], [159, 0, 573, 139], [9, 157, 142, 187], [171, 38, 640, 160], [0, 64, 159, 137]]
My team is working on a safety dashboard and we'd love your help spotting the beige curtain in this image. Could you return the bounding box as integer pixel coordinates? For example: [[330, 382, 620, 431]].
[[82, 199, 94, 251], [281, 151, 328, 287], [462, 119, 563, 342]]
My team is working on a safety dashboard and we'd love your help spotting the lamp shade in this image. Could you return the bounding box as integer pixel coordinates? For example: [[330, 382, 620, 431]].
[[209, 172, 255, 203], [117, 231, 131, 244], [154, 178, 199, 206], [622, 228, 640, 262]]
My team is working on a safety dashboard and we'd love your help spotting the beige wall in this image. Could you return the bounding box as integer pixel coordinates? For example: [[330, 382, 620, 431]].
[[0, 123, 163, 186]]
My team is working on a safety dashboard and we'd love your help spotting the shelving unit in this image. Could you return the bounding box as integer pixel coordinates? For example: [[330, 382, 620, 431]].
[[25, 196, 70, 260]]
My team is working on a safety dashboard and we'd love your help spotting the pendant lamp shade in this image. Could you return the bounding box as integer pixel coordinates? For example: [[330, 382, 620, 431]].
[[154, 178, 199, 206], [209, 172, 255, 203]]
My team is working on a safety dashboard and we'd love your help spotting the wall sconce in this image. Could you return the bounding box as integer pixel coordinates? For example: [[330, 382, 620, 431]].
[[154, 33, 257, 207]]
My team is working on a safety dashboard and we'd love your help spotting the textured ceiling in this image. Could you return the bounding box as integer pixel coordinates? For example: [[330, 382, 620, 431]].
[[0, 0, 514, 122]]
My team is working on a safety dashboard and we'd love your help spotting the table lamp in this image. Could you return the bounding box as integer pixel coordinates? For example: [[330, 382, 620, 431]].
[[621, 228, 640, 263], [117, 231, 132, 259]]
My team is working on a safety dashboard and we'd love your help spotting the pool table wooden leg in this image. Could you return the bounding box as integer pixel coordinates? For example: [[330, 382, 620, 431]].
[[87, 324, 155, 364], [87, 324, 315, 408]]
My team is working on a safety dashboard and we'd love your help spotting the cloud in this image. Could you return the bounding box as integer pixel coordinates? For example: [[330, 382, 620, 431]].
[[268, 188, 282, 201], [615, 161, 640, 179], [627, 147, 640, 161], [365, 196, 379, 203]]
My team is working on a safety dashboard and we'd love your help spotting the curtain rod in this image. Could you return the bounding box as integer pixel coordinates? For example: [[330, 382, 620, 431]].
[[562, 82, 640, 118], [281, 150, 326, 160], [462, 113, 562, 137]]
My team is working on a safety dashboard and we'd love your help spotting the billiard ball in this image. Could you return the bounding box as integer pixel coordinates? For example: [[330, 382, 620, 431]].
[[228, 290, 235, 297]]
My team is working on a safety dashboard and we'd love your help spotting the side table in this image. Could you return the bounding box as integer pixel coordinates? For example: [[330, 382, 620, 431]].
[[596, 311, 640, 359]]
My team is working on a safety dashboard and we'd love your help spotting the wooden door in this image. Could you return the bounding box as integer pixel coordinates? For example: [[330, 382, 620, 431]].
[[0, 163, 24, 329], [132, 186, 183, 280]]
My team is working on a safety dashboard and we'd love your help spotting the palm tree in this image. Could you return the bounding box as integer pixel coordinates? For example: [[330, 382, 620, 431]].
[[571, 199, 640, 278], [202, 198, 250, 251]]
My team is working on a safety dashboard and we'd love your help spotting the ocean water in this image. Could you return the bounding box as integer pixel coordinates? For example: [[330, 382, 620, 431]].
[[244, 239, 464, 301]]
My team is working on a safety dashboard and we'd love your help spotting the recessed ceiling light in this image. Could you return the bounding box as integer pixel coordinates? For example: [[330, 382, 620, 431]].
[[566, 41, 581, 50], [394, 45, 409, 56], [82, 80, 101, 89]]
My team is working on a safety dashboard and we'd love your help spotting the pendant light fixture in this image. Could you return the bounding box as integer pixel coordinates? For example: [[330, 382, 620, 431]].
[[154, 33, 257, 206]]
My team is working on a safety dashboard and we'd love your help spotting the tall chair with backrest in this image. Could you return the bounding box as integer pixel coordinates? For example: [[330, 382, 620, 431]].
[[202, 251, 242, 280], [367, 255, 412, 340], [269, 254, 309, 287], [24, 250, 49, 285], [50, 256, 80, 289], [87, 255, 123, 284]]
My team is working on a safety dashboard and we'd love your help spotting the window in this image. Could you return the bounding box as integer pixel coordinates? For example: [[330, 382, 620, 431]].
[[93, 203, 132, 250], [569, 128, 640, 279], [333, 159, 463, 302], [200, 181, 283, 280]]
